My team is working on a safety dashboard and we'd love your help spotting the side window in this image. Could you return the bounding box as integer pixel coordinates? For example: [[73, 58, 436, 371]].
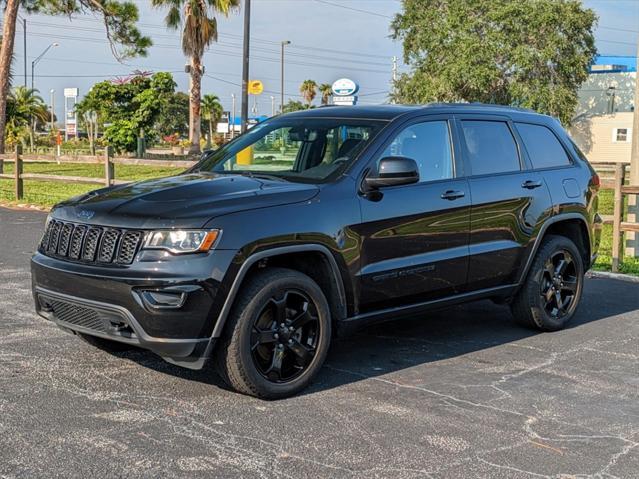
[[461, 121, 520, 175], [516, 123, 571, 169], [380, 120, 453, 183]]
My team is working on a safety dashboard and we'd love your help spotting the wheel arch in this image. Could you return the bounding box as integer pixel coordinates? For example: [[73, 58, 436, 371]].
[[518, 213, 592, 285], [210, 244, 348, 339]]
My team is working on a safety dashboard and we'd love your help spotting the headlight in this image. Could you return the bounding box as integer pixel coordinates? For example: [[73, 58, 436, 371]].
[[143, 229, 221, 254]]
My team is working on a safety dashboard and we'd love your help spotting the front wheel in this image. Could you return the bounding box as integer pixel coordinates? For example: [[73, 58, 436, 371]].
[[511, 235, 584, 331], [215, 268, 332, 399]]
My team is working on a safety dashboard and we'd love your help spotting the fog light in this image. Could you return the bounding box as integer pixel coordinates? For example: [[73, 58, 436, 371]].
[[140, 290, 187, 309]]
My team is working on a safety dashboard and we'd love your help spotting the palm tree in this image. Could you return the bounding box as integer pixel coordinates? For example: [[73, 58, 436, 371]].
[[152, 0, 239, 154], [299, 80, 318, 107], [319, 83, 332, 106], [201, 93, 223, 149], [0, 0, 20, 154], [8, 86, 49, 151]]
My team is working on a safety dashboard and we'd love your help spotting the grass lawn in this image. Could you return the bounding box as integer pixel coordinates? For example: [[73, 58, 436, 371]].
[[0, 162, 183, 208], [1, 163, 638, 275]]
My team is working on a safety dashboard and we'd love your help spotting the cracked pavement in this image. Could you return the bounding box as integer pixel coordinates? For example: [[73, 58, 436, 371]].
[[1, 206, 638, 478]]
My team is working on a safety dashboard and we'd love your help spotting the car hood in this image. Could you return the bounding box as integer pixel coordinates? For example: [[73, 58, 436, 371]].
[[51, 173, 320, 229]]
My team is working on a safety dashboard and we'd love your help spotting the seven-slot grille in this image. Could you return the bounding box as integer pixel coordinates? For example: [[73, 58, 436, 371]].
[[40, 219, 143, 265]]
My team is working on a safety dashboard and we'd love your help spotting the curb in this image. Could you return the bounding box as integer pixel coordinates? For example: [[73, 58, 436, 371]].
[[587, 270, 639, 284], [0, 202, 50, 212]]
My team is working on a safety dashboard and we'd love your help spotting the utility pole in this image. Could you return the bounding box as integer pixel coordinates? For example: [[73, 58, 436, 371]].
[[240, 0, 251, 133], [231, 93, 236, 139], [270, 96, 275, 117], [23, 19, 27, 87], [49, 89, 55, 132], [627, 34, 639, 257], [281, 40, 291, 113], [390, 55, 398, 103]]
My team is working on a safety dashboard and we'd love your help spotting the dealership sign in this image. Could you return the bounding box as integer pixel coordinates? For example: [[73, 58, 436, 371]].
[[332, 78, 359, 105]]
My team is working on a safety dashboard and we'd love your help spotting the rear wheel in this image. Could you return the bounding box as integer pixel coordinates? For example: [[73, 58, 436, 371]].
[[511, 235, 584, 331], [215, 268, 331, 399]]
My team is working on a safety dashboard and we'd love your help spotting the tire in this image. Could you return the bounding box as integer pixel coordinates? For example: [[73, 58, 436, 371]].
[[511, 234, 584, 331], [77, 333, 138, 352], [215, 267, 332, 399]]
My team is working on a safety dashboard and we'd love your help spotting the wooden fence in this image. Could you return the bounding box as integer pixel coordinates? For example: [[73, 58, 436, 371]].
[[0, 147, 197, 201], [607, 163, 639, 272], [1, 152, 638, 271]]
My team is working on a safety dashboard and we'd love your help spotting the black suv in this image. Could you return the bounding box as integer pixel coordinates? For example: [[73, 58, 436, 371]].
[[32, 104, 601, 398]]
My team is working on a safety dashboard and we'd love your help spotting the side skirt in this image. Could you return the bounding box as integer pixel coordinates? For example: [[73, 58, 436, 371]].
[[336, 284, 518, 337]]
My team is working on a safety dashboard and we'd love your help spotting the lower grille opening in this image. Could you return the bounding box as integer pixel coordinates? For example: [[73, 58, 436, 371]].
[[39, 294, 136, 339]]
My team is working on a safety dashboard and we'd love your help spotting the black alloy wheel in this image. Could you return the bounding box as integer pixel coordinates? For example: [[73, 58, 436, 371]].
[[511, 234, 584, 331], [539, 249, 579, 320], [215, 267, 332, 399], [250, 290, 320, 383]]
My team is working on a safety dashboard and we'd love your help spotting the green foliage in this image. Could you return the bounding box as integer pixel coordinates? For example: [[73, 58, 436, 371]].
[[5, 86, 49, 148], [151, 0, 239, 57], [157, 91, 190, 137], [299, 80, 318, 106], [76, 72, 177, 152], [319, 83, 332, 106], [391, 0, 597, 124], [282, 100, 309, 113], [202, 94, 223, 123]]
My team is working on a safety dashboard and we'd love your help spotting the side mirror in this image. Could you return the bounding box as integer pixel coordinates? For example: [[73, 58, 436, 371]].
[[365, 156, 419, 189]]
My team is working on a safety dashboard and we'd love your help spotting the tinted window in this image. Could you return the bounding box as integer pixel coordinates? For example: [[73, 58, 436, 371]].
[[516, 123, 571, 169], [381, 120, 453, 182], [461, 121, 520, 175], [196, 118, 384, 183]]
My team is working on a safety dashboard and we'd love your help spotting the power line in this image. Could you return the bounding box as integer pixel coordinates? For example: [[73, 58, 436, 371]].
[[18, 28, 393, 74], [313, 0, 393, 19], [52, 14, 391, 60]]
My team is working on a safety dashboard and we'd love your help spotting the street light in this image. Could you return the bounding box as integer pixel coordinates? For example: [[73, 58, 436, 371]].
[[281, 41, 291, 113], [31, 42, 59, 91]]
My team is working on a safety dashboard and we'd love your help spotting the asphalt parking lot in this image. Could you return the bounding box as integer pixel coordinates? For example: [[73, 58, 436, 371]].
[[1, 206, 638, 478]]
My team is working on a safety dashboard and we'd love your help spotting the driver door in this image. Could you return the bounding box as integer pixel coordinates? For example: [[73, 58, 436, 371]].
[[356, 116, 471, 313]]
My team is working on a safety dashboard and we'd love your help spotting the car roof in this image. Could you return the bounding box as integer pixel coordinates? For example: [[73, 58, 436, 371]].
[[281, 103, 554, 123]]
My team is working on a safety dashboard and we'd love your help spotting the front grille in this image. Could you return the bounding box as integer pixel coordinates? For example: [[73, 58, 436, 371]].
[[40, 220, 143, 265], [44, 297, 107, 333]]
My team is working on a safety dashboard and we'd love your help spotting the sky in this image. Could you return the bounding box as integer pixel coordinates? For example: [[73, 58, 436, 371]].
[[10, 0, 639, 121]]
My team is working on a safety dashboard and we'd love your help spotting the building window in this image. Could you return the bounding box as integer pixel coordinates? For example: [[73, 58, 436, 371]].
[[613, 128, 631, 143]]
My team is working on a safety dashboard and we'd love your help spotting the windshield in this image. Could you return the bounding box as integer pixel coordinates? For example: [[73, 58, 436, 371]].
[[193, 117, 386, 183]]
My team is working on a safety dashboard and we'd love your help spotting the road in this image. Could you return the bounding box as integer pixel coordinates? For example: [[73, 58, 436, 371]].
[[1, 206, 638, 478]]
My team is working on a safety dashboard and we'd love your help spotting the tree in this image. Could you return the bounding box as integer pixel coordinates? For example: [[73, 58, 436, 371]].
[[390, 0, 597, 124], [6, 86, 48, 151], [75, 72, 177, 153], [152, 0, 239, 155], [300, 80, 318, 107], [156, 91, 190, 138], [0, 0, 151, 154], [282, 100, 308, 113], [319, 83, 332, 106], [201, 94, 223, 149]]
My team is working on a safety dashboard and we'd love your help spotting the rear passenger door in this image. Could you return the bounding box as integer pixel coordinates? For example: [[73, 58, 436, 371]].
[[455, 115, 553, 291]]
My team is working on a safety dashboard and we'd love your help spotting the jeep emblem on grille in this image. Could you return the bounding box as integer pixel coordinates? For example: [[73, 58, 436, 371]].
[[76, 209, 95, 220]]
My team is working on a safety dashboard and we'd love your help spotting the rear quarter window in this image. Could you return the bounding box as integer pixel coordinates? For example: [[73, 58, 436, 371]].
[[515, 123, 571, 169]]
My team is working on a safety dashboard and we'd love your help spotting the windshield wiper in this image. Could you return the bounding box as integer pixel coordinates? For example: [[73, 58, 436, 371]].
[[239, 171, 287, 182]]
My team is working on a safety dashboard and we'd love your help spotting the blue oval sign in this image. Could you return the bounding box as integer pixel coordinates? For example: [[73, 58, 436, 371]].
[[332, 78, 359, 97]]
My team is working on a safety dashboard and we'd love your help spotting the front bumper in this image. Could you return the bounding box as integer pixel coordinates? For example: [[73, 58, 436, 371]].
[[31, 249, 237, 368]]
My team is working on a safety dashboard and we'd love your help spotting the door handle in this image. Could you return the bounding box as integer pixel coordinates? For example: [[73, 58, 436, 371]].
[[522, 180, 543, 189], [441, 190, 465, 200]]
